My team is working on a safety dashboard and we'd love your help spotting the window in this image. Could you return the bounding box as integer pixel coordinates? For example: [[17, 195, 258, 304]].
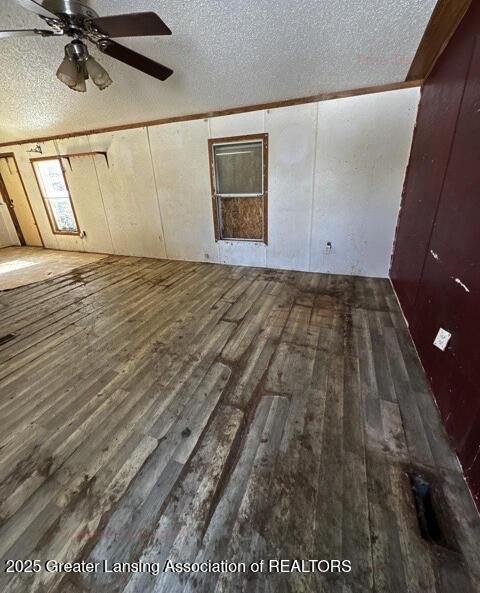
[[32, 158, 79, 234], [209, 134, 268, 243]]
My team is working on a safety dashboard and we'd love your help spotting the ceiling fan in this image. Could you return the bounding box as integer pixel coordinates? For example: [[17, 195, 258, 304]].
[[0, 0, 174, 92]]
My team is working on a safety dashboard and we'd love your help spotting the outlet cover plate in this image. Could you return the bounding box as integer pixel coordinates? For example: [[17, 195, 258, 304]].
[[433, 328, 451, 351]]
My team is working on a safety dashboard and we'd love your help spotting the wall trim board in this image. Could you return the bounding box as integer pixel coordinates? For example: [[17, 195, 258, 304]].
[[0, 79, 422, 149], [407, 0, 472, 81]]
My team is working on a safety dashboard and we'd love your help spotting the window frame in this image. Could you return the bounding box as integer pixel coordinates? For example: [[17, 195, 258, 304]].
[[208, 133, 268, 244], [31, 156, 80, 236]]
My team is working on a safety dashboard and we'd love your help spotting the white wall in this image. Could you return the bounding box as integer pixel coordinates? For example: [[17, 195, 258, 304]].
[[1, 87, 419, 277], [311, 90, 420, 276]]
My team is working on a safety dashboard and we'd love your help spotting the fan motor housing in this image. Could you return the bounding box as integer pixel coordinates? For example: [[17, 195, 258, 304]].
[[42, 0, 98, 20], [65, 39, 89, 61]]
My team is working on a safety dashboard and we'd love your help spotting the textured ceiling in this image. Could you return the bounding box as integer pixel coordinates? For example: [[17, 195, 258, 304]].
[[0, 0, 436, 143]]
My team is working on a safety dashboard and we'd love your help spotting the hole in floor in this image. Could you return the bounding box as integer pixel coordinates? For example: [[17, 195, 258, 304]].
[[409, 473, 456, 550], [0, 333, 16, 346]]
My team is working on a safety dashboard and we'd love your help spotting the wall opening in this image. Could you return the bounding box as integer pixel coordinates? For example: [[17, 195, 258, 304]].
[[409, 473, 457, 550]]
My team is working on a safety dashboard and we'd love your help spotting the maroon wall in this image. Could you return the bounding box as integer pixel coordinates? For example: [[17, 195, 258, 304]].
[[391, 1, 480, 510]]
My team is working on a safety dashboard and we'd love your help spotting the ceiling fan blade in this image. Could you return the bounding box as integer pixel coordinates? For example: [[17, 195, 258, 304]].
[[13, 0, 58, 19], [88, 12, 171, 38], [99, 40, 173, 81], [0, 28, 55, 38]]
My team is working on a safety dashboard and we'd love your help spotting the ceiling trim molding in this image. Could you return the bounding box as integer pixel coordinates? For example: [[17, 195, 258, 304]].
[[0, 79, 423, 148], [407, 0, 472, 81]]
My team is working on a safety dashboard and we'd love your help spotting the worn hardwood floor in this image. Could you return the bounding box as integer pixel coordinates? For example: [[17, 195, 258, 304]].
[[0, 253, 478, 593], [0, 247, 106, 290]]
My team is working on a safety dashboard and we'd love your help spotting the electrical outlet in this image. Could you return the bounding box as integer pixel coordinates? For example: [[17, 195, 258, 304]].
[[433, 328, 451, 351]]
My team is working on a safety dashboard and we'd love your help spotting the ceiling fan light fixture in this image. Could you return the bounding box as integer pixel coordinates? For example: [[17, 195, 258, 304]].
[[56, 56, 79, 88], [85, 56, 112, 90], [71, 68, 87, 93], [3, 6, 173, 89], [56, 41, 89, 90]]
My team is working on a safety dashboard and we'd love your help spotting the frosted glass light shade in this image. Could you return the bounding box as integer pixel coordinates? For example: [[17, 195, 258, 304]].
[[71, 69, 87, 93], [56, 57, 79, 88], [85, 57, 112, 90]]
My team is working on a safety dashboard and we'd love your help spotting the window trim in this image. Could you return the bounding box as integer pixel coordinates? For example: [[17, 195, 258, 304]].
[[30, 156, 80, 236], [208, 133, 268, 244]]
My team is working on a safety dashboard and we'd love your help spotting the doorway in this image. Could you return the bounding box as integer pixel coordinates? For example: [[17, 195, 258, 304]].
[[0, 154, 43, 247], [0, 172, 25, 245]]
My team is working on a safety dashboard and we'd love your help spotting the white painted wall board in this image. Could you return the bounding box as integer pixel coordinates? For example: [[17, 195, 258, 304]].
[[56, 137, 114, 255], [209, 111, 265, 139], [89, 128, 167, 259], [217, 240, 267, 268], [2, 88, 420, 277], [148, 119, 217, 263], [265, 103, 317, 271], [310, 87, 419, 277]]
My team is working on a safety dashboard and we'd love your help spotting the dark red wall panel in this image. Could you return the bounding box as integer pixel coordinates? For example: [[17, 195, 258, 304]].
[[390, 10, 475, 320], [391, 1, 480, 510]]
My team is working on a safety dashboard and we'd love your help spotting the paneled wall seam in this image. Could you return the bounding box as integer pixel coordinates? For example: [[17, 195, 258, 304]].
[[389, 93, 422, 275], [88, 135, 115, 254], [146, 126, 168, 260], [412, 35, 477, 319], [265, 110, 269, 268], [308, 102, 319, 272]]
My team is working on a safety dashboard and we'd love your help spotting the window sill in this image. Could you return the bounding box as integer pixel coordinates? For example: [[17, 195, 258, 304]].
[[52, 231, 81, 236], [218, 238, 267, 245]]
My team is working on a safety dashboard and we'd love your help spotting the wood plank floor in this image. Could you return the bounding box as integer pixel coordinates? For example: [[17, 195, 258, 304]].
[[0, 247, 106, 290], [0, 251, 479, 593]]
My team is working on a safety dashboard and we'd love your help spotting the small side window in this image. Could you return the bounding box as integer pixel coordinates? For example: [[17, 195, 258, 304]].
[[209, 134, 268, 243], [32, 158, 79, 235]]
